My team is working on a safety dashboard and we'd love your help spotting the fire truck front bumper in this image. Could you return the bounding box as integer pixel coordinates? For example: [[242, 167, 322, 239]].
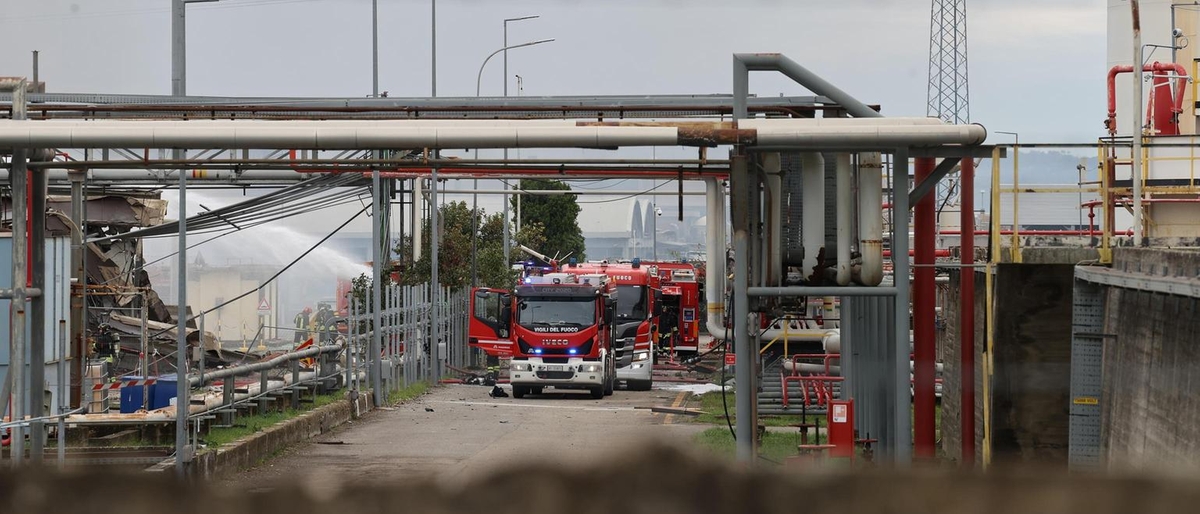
[[509, 358, 605, 388], [616, 350, 653, 382]]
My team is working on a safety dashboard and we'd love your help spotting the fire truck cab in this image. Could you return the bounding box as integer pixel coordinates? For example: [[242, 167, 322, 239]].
[[561, 260, 660, 391], [469, 273, 618, 399]]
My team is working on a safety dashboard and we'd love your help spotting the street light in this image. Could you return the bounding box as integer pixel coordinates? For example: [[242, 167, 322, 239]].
[[503, 15, 540, 267], [650, 203, 662, 262], [471, 37, 554, 286]]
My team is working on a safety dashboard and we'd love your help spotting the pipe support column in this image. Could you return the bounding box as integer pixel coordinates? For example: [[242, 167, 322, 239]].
[[913, 157, 937, 458]]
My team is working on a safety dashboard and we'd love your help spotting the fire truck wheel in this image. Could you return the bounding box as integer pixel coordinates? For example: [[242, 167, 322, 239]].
[[531, 387, 543, 395], [589, 385, 605, 399], [512, 385, 528, 399], [603, 376, 614, 396], [628, 379, 653, 391]]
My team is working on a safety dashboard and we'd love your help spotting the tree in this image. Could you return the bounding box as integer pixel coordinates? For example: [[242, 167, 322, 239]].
[[512, 179, 586, 261], [390, 200, 546, 290]]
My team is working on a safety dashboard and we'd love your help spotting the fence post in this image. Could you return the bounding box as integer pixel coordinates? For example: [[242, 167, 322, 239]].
[[258, 370, 270, 413], [290, 359, 300, 410], [222, 376, 235, 427]]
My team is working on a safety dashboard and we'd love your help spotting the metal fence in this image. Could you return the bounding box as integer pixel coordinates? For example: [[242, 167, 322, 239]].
[[346, 283, 469, 395]]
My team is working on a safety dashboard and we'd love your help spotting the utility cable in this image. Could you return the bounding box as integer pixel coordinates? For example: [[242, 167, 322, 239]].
[[142, 204, 368, 342], [576, 181, 672, 204]]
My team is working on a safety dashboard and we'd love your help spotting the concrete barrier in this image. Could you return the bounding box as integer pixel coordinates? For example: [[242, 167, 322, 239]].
[[146, 391, 374, 480]]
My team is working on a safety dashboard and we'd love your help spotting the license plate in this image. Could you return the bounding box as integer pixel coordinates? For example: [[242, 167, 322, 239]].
[[544, 365, 564, 372]]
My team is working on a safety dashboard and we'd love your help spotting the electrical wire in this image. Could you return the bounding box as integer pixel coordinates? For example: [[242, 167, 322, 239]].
[[141, 204, 368, 341], [576, 181, 672, 204]]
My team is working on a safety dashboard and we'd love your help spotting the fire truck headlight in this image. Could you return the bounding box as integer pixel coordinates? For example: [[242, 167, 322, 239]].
[[511, 362, 531, 372], [580, 364, 601, 373], [634, 351, 650, 362]]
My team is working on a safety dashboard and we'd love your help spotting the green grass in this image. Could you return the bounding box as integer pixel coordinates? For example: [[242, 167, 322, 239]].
[[692, 391, 824, 428], [203, 391, 343, 448], [694, 427, 803, 464], [387, 381, 430, 405]]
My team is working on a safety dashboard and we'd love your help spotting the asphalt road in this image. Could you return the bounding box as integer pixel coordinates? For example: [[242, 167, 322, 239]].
[[224, 383, 707, 492]]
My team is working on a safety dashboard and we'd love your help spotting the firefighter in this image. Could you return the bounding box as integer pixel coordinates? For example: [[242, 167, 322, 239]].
[[294, 307, 312, 343]]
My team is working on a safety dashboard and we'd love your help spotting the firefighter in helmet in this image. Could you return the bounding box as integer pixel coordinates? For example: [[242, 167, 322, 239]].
[[294, 307, 312, 343]]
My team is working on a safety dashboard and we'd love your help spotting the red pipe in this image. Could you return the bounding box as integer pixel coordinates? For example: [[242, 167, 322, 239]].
[[883, 249, 952, 257], [1106, 62, 1188, 135], [913, 157, 936, 458], [960, 158, 975, 466], [938, 230, 1131, 236]]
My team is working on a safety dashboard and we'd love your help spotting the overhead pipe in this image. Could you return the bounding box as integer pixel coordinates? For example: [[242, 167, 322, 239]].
[[835, 154, 852, 286], [800, 153, 825, 282], [0, 118, 986, 151], [703, 178, 728, 338], [856, 152, 884, 286], [732, 53, 884, 119]]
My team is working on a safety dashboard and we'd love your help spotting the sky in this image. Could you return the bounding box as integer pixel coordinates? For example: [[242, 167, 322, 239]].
[[0, 0, 1115, 315]]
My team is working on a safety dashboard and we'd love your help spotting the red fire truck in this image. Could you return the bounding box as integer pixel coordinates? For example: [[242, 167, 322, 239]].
[[560, 260, 660, 391], [647, 262, 702, 356], [469, 272, 618, 399]]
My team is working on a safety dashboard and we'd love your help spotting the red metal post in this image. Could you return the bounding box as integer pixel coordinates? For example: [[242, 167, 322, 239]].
[[960, 158, 976, 466], [827, 400, 855, 459], [914, 157, 937, 458]]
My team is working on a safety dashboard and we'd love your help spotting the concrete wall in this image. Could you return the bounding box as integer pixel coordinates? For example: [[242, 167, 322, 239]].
[[1101, 248, 1200, 471], [989, 263, 1075, 466], [147, 391, 373, 480], [938, 269, 985, 464]]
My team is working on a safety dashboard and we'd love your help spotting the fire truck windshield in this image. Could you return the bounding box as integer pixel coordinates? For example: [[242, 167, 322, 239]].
[[614, 285, 648, 320], [517, 296, 595, 328]]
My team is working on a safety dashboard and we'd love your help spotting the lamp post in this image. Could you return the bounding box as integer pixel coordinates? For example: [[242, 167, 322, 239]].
[[503, 16, 539, 266], [650, 202, 662, 262], [472, 37, 554, 286]]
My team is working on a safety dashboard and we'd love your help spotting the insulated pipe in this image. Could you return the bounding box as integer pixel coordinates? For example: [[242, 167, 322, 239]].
[[857, 152, 885, 286], [913, 157, 937, 459], [800, 153, 825, 281], [762, 153, 783, 286], [189, 345, 341, 386], [731, 152, 756, 463], [703, 177, 728, 338], [0, 119, 987, 150], [835, 154, 852, 286]]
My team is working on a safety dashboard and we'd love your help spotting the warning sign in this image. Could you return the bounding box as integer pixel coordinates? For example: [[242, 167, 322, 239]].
[[724, 352, 735, 366], [832, 404, 848, 423], [257, 297, 271, 313], [1073, 396, 1099, 405]]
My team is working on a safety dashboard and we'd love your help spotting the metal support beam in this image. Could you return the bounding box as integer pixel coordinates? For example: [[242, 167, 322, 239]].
[[892, 147, 913, 463], [730, 151, 756, 463], [960, 157, 976, 466], [175, 161, 189, 477], [29, 164, 46, 463], [431, 165, 441, 382], [370, 169, 384, 407], [908, 156, 960, 208], [68, 170, 85, 409]]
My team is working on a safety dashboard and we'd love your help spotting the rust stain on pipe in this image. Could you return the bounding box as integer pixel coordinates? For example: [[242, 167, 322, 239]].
[[576, 121, 755, 146]]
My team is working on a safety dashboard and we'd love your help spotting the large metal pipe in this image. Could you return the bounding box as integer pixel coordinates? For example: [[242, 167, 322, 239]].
[[188, 344, 340, 386], [703, 178, 728, 338], [762, 153, 783, 287], [800, 153, 825, 281], [892, 147, 912, 463], [913, 157, 937, 458], [835, 154, 852, 286], [0, 119, 986, 150], [857, 152, 884, 286]]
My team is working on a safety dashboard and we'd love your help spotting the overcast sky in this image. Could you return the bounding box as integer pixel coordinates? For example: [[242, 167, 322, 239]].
[[1, 0, 1107, 142]]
